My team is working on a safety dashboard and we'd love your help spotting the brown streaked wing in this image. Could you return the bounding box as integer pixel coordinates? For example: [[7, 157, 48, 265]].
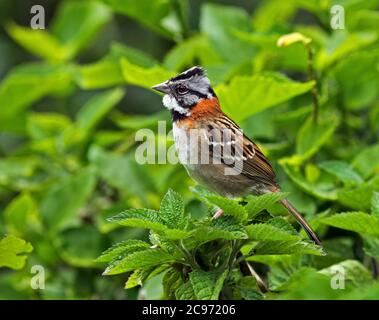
[[201, 114, 277, 186]]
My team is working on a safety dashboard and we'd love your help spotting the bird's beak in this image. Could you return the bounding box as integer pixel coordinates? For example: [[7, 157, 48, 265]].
[[152, 81, 170, 94]]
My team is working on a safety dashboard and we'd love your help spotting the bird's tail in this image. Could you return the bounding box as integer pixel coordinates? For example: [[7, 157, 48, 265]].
[[279, 198, 322, 245]]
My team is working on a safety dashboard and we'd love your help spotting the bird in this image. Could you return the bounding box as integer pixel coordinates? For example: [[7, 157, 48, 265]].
[[152, 66, 321, 245]]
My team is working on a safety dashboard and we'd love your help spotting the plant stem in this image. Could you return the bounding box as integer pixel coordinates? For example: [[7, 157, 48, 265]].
[[306, 44, 320, 124]]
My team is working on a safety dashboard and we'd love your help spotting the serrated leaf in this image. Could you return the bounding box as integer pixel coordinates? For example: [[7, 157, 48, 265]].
[[108, 208, 190, 240], [0, 235, 33, 270], [321, 212, 379, 236], [245, 192, 288, 218], [216, 74, 315, 122], [189, 269, 228, 300], [159, 189, 186, 229], [252, 240, 324, 256], [96, 239, 150, 263], [103, 249, 176, 275], [188, 216, 248, 248], [318, 160, 363, 185], [246, 223, 301, 242], [175, 280, 196, 300], [203, 195, 248, 222]]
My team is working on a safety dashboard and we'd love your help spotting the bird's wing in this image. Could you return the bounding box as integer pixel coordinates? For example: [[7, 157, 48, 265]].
[[201, 114, 277, 187]]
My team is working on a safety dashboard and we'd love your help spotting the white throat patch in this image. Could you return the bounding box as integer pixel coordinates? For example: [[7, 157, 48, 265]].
[[162, 94, 190, 116]]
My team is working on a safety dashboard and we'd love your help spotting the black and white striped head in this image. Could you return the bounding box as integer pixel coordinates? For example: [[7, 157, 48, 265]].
[[152, 66, 215, 118]]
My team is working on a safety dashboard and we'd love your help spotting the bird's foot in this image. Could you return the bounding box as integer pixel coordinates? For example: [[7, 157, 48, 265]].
[[212, 208, 224, 219]]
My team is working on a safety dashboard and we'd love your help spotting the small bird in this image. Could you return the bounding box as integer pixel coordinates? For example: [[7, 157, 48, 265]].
[[152, 66, 321, 245]]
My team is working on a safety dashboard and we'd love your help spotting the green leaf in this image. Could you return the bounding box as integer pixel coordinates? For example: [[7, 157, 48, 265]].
[[352, 143, 379, 178], [251, 240, 324, 256], [108, 209, 190, 240], [74, 43, 156, 89], [363, 235, 379, 260], [0, 64, 72, 120], [0, 235, 33, 270], [245, 223, 301, 242], [209, 196, 248, 221], [125, 265, 167, 289], [41, 169, 96, 233], [163, 35, 222, 71], [75, 88, 125, 136], [103, 248, 176, 275], [96, 240, 150, 263], [6, 23, 67, 63], [188, 216, 248, 247], [175, 280, 196, 300], [200, 3, 255, 63], [319, 260, 372, 287], [55, 225, 104, 268], [337, 182, 378, 211], [318, 160, 363, 185], [120, 58, 174, 89], [216, 74, 315, 122], [321, 212, 379, 237], [100, 0, 180, 39], [51, 1, 112, 59], [27, 112, 71, 140], [88, 146, 156, 203], [295, 115, 338, 163], [4, 193, 40, 236], [163, 267, 184, 299], [279, 161, 337, 200], [333, 49, 379, 110], [189, 269, 228, 300], [245, 192, 288, 218], [372, 192, 379, 215], [159, 189, 186, 229]]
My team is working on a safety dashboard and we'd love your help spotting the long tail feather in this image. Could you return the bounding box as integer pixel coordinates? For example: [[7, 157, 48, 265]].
[[279, 199, 322, 245]]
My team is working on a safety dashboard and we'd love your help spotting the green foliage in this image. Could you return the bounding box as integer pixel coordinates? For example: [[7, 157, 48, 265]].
[[1, 0, 378, 300], [100, 190, 323, 299], [0, 235, 33, 270]]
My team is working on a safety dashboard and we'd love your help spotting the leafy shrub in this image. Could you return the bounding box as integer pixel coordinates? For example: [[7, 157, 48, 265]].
[[0, 0, 379, 299]]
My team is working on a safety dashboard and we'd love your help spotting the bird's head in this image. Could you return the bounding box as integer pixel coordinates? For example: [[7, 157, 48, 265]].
[[152, 66, 216, 118]]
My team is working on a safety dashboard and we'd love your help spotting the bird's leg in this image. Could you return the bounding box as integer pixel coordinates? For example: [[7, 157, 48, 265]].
[[212, 208, 224, 219]]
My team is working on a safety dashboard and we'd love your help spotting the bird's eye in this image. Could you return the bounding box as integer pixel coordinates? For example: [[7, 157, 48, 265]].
[[176, 85, 189, 95]]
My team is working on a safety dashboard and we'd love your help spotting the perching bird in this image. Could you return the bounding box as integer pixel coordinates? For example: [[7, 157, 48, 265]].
[[152, 66, 321, 245]]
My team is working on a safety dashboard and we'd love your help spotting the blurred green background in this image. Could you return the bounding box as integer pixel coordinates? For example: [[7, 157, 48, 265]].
[[0, 0, 378, 299]]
